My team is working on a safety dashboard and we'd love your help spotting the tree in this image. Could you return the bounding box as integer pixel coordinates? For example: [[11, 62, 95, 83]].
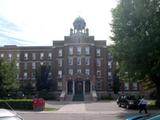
[[113, 73, 121, 94], [111, 0, 160, 107], [35, 64, 51, 91], [0, 59, 19, 97]]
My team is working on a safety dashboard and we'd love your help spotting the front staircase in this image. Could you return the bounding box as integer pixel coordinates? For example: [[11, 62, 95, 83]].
[[72, 94, 84, 101]]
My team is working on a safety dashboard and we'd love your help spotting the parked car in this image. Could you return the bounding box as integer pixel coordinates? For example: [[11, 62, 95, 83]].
[[117, 95, 140, 109], [0, 109, 23, 120], [126, 113, 160, 120]]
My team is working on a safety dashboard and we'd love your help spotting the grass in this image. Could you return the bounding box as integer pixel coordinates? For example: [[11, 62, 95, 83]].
[[44, 107, 58, 111], [147, 100, 160, 110]]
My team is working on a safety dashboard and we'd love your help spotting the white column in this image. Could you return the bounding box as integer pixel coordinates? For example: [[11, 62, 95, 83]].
[[72, 80, 75, 95], [83, 81, 85, 95]]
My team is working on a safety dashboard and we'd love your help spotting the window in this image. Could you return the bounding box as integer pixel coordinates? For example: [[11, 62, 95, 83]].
[[17, 53, 20, 60], [40, 53, 44, 60], [69, 69, 73, 75], [24, 72, 28, 79], [40, 62, 44, 65], [124, 82, 129, 90], [108, 72, 112, 79], [77, 69, 81, 74], [8, 53, 12, 60], [133, 83, 138, 90], [48, 53, 52, 60], [77, 57, 81, 65], [69, 47, 73, 55], [0, 53, 4, 58], [58, 70, 62, 78], [85, 69, 90, 75], [68, 57, 73, 65], [97, 70, 101, 76], [16, 63, 19, 69], [108, 52, 112, 60], [24, 63, 27, 70], [85, 57, 90, 65], [58, 49, 62, 56], [48, 72, 52, 78], [85, 47, 90, 55], [96, 48, 101, 56], [24, 53, 28, 60], [108, 61, 112, 69], [57, 81, 62, 90], [58, 59, 62, 67], [32, 62, 36, 69], [96, 59, 101, 66], [32, 53, 36, 60], [17, 74, 19, 79], [32, 72, 35, 80], [77, 47, 81, 55]]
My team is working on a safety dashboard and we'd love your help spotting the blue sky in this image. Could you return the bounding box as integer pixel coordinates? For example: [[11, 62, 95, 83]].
[[0, 0, 118, 46]]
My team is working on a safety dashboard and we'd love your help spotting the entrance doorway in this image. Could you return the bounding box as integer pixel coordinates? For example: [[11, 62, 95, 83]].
[[75, 81, 83, 94], [85, 80, 90, 93], [67, 80, 73, 94]]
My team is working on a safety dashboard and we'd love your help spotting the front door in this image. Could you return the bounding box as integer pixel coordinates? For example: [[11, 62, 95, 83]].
[[75, 81, 83, 94], [67, 80, 73, 94]]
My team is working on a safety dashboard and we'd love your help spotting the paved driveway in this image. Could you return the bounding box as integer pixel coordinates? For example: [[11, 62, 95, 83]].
[[19, 101, 160, 120]]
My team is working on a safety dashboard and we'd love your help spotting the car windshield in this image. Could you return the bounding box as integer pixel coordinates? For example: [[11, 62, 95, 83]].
[[127, 96, 136, 100], [0, 117, 22, 120]]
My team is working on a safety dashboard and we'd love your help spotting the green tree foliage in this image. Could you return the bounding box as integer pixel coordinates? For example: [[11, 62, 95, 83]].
[[111, 0, 160, 107], [113, 73, 121, 94], [0, 59, 19, 97], [35, 64, 51, 91]]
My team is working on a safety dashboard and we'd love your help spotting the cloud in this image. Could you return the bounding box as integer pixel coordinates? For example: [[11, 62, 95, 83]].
[[0, 16, 32, 46], [0, 16, 20, 32]]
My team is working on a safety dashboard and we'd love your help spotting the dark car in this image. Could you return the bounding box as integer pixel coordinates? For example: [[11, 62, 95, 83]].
[[117, 95, 140, 109]]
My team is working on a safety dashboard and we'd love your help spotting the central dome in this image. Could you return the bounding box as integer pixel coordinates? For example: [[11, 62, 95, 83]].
[[73, 17, 86, 31]]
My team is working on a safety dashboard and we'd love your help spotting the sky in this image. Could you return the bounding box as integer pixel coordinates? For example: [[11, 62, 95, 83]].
[[0, 0, 118, 46]]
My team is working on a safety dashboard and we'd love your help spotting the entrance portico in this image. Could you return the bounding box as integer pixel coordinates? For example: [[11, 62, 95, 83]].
[[67, 80, 90, 95]]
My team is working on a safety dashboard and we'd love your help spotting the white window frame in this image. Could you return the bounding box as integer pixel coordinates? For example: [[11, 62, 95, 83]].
[[85, 57, 90, 65], [69, 69, 73, 75], [68, 57, 73, 65], [77, 47, 81, 55], [85, 47, 90, 55], [96, 59, 101, 66], [69, 47, 73, 55], [32, 62, 36, 69], [96, 48, 101, 56], [58, 59, 62, 67], [32, 53, 36, 60], [0, 53, 4, 58], [77, 57, 81, 65], [40, 53, 44, 60], [48, 53, 52, 60], [24, 53, 28, 60], [85, 69, 90, 75], [58, 70, 62, 78], [58, 49, 62, 56]]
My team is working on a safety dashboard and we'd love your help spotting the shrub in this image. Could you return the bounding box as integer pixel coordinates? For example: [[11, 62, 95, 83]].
[[100, 96, 114, 100], [0, 99, 33, 110]]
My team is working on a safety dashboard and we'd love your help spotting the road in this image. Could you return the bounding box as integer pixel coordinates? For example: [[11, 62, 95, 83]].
[[18, 101, 151, 120]]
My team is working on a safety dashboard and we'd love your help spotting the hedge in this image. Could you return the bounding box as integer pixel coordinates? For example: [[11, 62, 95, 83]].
[[0, 99, 33, 110]]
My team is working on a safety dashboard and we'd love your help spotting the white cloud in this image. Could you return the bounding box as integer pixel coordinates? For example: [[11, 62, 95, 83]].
[[0, 0, 118, 46]]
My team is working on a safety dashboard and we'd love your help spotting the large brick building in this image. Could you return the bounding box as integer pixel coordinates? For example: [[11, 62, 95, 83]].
[[0, 17, 139, 101]]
